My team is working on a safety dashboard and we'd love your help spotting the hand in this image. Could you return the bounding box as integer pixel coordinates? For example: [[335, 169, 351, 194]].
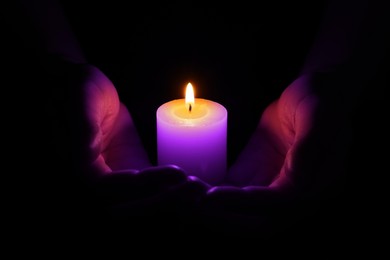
[[49, 61, 210, 225], [50, 60, 153, 176], [94, 166, 209, 218], [200, 72, 351, 234], [228, 73, 350, 190]]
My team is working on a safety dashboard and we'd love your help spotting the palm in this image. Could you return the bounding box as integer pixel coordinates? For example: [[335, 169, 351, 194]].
[[67, 64, 151, 175], [53, 64, 150, 175], [227, 74, 348, 194]]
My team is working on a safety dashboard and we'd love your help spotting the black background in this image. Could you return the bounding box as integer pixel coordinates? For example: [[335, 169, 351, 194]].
[[60, 0, 326, 165], [2, 0, 387, 241]]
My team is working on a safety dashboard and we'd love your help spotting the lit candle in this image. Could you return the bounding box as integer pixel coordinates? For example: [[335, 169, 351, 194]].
[[156, 83, 227, 185]]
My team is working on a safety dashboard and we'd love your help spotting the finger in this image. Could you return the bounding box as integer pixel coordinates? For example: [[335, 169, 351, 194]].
[[93, 165, 190, 207], [204, 186, 249, 210], [187, 175, 213, 191], [94, 165, 189, 204], [135, 165, 188, 191], [227, 100, 286, 187], [103, 103, 151, 171], [271, 94, 347, 194]]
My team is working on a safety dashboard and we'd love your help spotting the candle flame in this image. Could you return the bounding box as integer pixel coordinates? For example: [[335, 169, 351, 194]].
[[185, 82, 195, 111]]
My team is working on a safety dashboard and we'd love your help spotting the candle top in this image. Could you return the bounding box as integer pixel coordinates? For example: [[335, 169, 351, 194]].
[[157, 98, 227, 127]]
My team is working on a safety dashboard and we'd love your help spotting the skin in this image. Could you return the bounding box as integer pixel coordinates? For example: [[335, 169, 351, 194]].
[[59, 62, 209, 216], [6, 0, 386, 234], [198, 0, 388, 233], [4, 0, 208, 223]]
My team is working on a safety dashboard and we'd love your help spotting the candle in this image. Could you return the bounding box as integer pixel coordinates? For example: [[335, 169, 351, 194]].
[[156, 83, 227, 185]]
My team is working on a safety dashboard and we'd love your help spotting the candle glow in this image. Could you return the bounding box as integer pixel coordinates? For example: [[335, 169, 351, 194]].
[[185, 83, 195, 112]]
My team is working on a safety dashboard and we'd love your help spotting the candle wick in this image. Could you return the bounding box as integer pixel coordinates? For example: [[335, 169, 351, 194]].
[[189, 104, 192, 112]]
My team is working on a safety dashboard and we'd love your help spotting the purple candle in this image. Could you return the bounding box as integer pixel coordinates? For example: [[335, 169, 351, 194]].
[[156, 83, 227, 185]]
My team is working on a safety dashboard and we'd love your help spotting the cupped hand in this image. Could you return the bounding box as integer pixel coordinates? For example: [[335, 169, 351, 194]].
[[227, 73, 349, 193], [200, 73, 352, 233], [50, 62, 210, 220], [50, 61, 156, 176]]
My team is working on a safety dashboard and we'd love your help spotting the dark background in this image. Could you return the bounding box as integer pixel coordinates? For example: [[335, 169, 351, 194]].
[[57, 0, 388, 241], [59, 0, 326, 166], [2, 0, 387, 241]]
